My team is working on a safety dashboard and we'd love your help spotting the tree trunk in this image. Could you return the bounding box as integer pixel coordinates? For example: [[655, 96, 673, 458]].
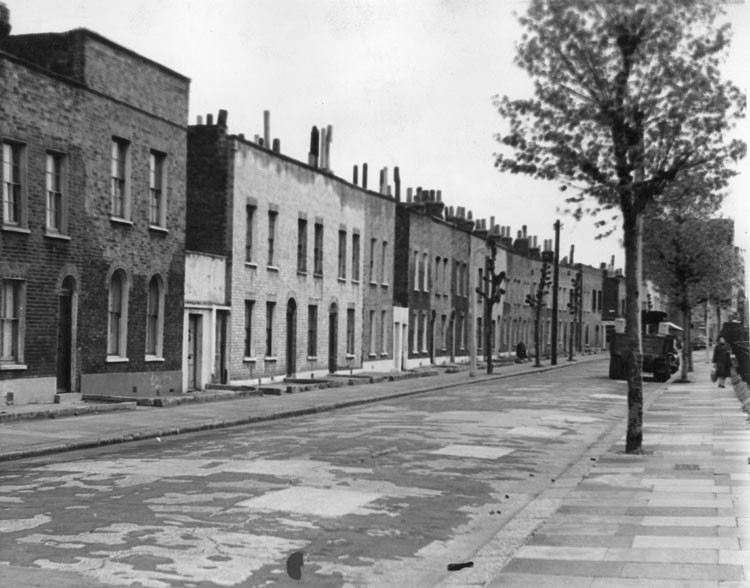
[[681, 300, 690, 381], [534, 305, 542, 367], [623, 209, 644, 454], [485, 298, 493, 374]]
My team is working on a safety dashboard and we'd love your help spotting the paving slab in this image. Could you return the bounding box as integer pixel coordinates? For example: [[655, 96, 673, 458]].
[[482, 358, 750, 587]]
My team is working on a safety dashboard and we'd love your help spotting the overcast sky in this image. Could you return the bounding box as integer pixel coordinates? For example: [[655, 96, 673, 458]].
[[7, 0, 748, 268]]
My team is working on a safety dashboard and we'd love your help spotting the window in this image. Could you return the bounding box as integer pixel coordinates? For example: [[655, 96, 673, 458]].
[[443, 258, 449, 294], [0, 279, 24, 367], [380, 241, 388, 284], [145, 275, 164, 358], [435, 257, 441, 294], [267, 210, 277, 266], [597, 290, 602, 312], [314, 223, 324, 275], [297, 218, 308, 273], [107, 270, 128, 359], [244, 300, 254, 357], [414, 251, 420, 290], [265, 302, 275, 356], [307, 305, 317, 357], [149, 151, 166, 227], [46, 152, 66, 233], [421, 311, 428, 352], [338, 230, 347, 279], [381, 310, 388, 355], [352, 233, 361, 282], [422, 253, 429, 291], [460, 313, 466, 350], [478, 268, 484, 302], [245, 205, 256, 263], [2, 141, 25, 228], [346, 308, 355, 355], [370, 238, 377, 283], [477, 318, 483, 352], [368, 310, 376, 355], [110, 138, 130, 219]]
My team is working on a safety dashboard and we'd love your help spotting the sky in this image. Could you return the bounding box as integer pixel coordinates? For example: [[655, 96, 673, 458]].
[[6, 0, 748, 269]]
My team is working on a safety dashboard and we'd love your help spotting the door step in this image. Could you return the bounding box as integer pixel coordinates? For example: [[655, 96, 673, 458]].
[[54, 393, 83, 404]]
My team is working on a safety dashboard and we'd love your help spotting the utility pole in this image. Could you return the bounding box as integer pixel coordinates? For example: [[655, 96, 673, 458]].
[[551, 220, 561, 365], [568, 271, 582, 361]]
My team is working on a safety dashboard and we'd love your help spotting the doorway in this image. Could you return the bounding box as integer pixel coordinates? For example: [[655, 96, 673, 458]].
[[213, 311, 228, 384], [56, 276, 75, 393], [187, 314, 202, 391], [286, 299, 297, 377], [328, 303, 338, 373]]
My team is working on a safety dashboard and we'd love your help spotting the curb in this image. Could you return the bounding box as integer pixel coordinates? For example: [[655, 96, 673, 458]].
[[0, 357, 605, 463]]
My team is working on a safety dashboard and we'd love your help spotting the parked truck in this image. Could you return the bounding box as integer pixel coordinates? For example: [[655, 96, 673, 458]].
[[609, 311, 679, 382]]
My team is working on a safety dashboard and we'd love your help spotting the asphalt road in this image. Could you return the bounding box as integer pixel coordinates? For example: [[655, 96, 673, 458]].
[[0, 360, 660, 588]]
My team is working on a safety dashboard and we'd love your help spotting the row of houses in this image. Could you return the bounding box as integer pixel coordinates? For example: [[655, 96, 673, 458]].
[[0, 14, 630, 405]]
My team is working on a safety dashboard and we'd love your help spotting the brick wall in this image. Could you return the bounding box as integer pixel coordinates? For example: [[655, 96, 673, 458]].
[[0, 34, 188, 401]]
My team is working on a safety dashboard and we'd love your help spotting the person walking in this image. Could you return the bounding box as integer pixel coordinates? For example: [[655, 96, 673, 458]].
[[712, 337, 732, 388]]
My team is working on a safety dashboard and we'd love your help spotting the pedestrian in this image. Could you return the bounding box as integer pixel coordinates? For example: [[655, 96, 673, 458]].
[[712, 337, 732, 388], [515, 341, 528, 363]]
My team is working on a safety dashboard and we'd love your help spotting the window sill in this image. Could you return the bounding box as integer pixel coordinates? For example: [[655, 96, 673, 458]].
[[105, 356, 129, 363], [148, 225, 168, 234], [380, 352, 389, 357], [44, 231, 71, 241], [369, 281, 378, 287], [145, 355, 165, 363], [109, 216, 133, 226], [245, 262, 258, 269], [313, 273, 323, 279], [243, 357, 257, 363], [368, 352, 378, 358], [338, 277, 347, 283], [1, 225, 30, 234], [306, 356, 317, 361], [264, 356, 278, 362], [381, 283, 389, 289], [345, 354, 356, 360], [297, 270, 308, 277], [0, 363, 27, 371], [267, 265, 279, 273], [352, 279, 360, 285]]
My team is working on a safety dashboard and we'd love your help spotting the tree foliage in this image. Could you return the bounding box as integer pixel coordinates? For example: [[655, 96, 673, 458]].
[[493, 0, 745, 453], [495, 0, 745, 232]]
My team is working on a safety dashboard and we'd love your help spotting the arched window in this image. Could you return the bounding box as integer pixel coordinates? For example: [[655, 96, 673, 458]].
[[108, 269, 128, 358], [146, 275, 164, 359]]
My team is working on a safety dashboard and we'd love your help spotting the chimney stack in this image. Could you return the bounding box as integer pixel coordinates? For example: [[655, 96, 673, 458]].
[[394, 167, 401, 201], [362, 163, 368, 189], [0, 3, 10, 42], [353, 165, 358, 186], [308, 126, 319, 167], [569, 244, 575, 265]]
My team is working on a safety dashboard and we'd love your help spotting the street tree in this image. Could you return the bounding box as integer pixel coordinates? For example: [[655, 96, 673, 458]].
[[494, 0, 745, 452], [476, 238, 507, 374], [567, 270, 583, 362], [644, 213, 739, 381], [526, 260, 552, 367]]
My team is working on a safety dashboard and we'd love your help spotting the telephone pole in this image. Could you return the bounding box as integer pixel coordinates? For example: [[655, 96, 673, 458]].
[[551, 220, 560, 365]]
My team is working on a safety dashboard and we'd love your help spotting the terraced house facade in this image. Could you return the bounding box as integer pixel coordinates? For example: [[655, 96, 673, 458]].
[[0, 25, 189, 404]]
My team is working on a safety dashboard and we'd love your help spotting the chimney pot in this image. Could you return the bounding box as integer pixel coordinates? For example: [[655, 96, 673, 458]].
[[218, 109, 228, 128], [353, 165, 359, 186], [272, 138, 280, 152], [206, 114, 214, 125], [362, 163, 368, 189], [263, 110, 270, 147], [197, 115, 203, 125]]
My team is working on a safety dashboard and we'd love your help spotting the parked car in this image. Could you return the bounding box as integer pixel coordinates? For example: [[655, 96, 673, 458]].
[[692, 335, 707, 350]]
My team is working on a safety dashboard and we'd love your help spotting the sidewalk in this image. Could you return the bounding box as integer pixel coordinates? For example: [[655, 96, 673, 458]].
[[0, 354, 603, 463], [443, 357, 750, 588]]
